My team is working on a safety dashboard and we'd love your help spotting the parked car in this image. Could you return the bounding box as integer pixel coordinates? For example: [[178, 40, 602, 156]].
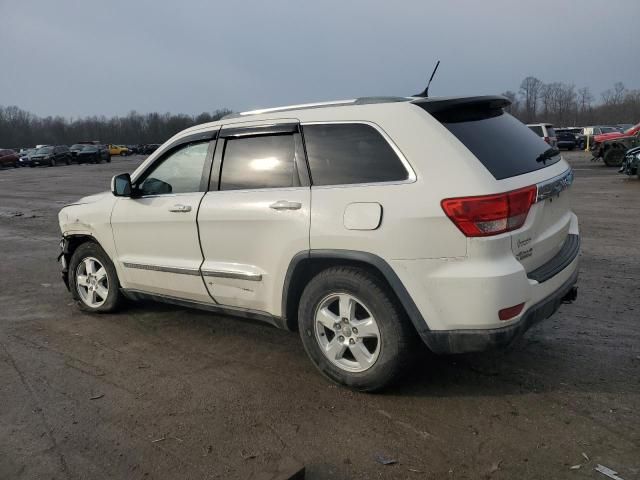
[[140, 144, 161, 154], [76, 144, 111, 164], [619, 145, 640, 178], [109, 145, 130, 156], [57, 95, 579, 391], [70, 144, 88, 159], [17, 148, 37, 167], [0, 149, 20, 168], [554, 129, 577, 150], [593, 122, 640, 145], [616, 124, 634, 132], [593, 127, 640, 167], [30, 145, 72, 167], [527, 123, 558, 147]]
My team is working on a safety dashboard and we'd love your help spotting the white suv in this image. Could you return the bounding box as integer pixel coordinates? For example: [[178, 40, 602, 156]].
[[58, 96, 579, 391]]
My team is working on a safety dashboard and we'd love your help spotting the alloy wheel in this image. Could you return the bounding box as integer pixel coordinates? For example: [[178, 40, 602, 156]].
[[75, 257, 109, 308], [314, 293, 381, 372]]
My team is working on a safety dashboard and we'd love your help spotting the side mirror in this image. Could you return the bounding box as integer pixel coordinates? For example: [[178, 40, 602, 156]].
[[111, 173, 132, 197]]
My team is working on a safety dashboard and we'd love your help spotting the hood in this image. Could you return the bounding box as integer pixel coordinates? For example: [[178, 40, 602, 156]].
[[594, 131, 623, 143], [67, 191, 112, 206]]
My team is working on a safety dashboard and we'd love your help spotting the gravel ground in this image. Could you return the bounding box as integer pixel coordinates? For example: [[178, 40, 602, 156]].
[[0, 152, 639, 479]]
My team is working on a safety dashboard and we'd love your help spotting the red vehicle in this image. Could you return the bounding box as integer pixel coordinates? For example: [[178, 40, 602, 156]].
[[593, 122, 640, 144], [0, 149, 20, 168]]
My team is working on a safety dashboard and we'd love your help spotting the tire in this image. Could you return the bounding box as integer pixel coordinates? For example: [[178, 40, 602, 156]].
[[106, 155, 111, 163], [50, 158, 56, 167], [65, 155, 71, 165], [603, 148, 625, 167], [298, 266, 416, 392], [68, 242, 124, 313], [120, 151, 127, 156]]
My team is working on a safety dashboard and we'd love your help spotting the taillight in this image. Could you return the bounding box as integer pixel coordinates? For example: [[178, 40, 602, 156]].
[[499, 303, 525, 321], [441, 185, 537, 237], [544, 136, 550, 144]]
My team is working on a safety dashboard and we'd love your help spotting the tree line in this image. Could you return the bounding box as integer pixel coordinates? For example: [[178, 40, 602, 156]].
[[2, 78, 639, 148], [0, 107, 232, 149], [503, 77, 640, 127]]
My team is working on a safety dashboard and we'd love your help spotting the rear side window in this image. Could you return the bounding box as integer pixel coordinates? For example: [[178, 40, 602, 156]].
[[220, 134, 299, 190], [528, 126, 543, 136], [302, 123, 408, 186], [546, 126, 556, 137], [437, 112, 561, 180]]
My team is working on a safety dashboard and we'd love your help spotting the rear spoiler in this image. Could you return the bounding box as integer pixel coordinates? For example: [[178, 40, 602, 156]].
[[412, 96, 511, 122]]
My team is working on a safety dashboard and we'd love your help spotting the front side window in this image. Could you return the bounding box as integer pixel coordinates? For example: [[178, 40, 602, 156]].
[[138, 141, 209, 195], [219, 134, 299, 190], [302, 123, 408, 186]]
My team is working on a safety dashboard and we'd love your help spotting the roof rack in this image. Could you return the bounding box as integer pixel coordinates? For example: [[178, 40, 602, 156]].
[[223, 96, 411, 119]]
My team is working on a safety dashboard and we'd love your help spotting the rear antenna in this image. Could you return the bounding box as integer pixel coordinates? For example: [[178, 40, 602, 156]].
[[415, 60, 440, 97]]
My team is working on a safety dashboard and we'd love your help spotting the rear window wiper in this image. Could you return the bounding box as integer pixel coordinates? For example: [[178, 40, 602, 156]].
[[536, 148, 560, 164]]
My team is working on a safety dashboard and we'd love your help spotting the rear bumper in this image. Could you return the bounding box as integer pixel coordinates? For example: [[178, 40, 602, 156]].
[[423, 267, 578, 354]]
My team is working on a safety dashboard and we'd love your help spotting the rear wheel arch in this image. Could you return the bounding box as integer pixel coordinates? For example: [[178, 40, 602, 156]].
[[281, 250, 431, 340]]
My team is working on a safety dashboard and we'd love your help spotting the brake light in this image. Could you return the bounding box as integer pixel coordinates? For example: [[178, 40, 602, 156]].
[[441, 185, 537, 237], [544, 136, 550, 144]]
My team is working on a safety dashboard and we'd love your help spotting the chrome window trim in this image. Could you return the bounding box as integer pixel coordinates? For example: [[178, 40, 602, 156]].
[[201, 269, 263, 282], [536, 168, 574, 203], [300, 120, 417, 187], [123, 262, 201, 276]]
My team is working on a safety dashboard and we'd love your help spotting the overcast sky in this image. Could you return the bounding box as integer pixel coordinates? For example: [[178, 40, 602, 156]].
[[1, 0, 639, 118]]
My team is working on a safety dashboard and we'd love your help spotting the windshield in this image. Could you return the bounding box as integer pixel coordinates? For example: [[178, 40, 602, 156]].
[[36, 147, 53, 154], [71, 144, 86, 149], [601, 127, 617, 134], [82, 146, 98, 152]]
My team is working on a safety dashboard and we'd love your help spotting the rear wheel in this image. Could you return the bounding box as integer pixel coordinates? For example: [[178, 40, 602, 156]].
[[65, 155, 71, 165], [69, 242, 124, 313], [49, 158, 56, 167], [298, 266, 416, 392]]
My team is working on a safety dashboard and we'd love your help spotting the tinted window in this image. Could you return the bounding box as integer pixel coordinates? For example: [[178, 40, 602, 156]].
[[439, 112, 560, 180], [303, 123, 408, 186], [138, 141, 209, 195], [528, 125, 543, 136], [546, 127, 556, 137], [220, 134, 299, 190]]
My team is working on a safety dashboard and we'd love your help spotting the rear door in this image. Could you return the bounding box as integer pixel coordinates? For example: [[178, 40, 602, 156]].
[[110, 130, 217, 302], [197, 121, 310, 315], [431, 106, 574, 274]]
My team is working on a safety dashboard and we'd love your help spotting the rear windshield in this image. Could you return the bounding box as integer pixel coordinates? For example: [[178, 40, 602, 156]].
[[528, 125, 543, 136], [438, 112, 561, 180]]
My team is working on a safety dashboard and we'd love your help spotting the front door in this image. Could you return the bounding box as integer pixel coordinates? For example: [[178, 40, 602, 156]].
[[111, 137, 215, 303], [197, 122, 310, 315]]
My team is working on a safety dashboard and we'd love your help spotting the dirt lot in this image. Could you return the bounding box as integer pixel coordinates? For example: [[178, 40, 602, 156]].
[[1, 152, 639, 479]]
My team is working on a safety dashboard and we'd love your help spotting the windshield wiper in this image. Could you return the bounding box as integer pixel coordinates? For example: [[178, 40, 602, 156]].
[[536, 147, 560, 164]]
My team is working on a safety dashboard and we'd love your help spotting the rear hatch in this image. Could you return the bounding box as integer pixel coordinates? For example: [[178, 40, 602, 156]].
[[414, 96, 573, 274]]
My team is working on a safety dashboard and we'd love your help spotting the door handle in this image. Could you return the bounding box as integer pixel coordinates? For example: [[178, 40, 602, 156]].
[[169, 204, 192, 213], [269, 200, 302, 211]]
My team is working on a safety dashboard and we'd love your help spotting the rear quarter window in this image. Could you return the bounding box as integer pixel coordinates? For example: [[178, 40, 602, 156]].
[[302, 123, 408, 186]]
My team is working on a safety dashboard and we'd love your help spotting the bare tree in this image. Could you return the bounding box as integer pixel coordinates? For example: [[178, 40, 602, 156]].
[[577, 87, 593, 112], [501, 90, 519, 116], [519, 76, 543, 122]]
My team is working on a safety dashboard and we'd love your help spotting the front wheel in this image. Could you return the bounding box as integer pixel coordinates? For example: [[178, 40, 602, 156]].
[[50, 158, 56, 167], [603, 148, 625, 167], [68, 242, 124, 313], [298, 267, 416, 392]]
